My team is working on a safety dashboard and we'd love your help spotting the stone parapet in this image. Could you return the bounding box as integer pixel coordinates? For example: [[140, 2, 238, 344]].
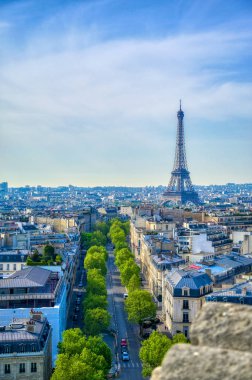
[[151, 303, 252, 380]]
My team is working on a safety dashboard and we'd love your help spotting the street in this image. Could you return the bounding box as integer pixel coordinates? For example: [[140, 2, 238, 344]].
[[106, 247, 145, 380]]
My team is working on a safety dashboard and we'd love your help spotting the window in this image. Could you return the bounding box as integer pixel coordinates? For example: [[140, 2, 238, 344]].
[[0, 264, 3, 270], [183, 288, 189, 296], [183, 312, 189, 323], [5, 345, 11, 354], [31, 363, 37, 373], [5, 364, 11, 374], [13, 264, 16, 271], [19, 363, 25, 373], [166, 225, 168, 230], [7, 264, 10, 271], [183, 300, 189, 309], [19, 344, 25, 353]]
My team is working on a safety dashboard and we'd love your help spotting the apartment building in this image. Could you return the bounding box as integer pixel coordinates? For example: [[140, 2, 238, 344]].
[[0, 251, 28, 277], [176, 223, 233, 262], [163, 269, 213, 338], [0, 266, 67, 363], [0, 310, 52, 380]]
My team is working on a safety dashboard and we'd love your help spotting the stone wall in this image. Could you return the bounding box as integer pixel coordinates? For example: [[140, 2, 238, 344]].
[[151, 303, 252, 380]]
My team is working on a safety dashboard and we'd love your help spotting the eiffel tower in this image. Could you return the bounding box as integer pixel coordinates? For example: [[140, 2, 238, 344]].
[[163, 101, 199, 204]]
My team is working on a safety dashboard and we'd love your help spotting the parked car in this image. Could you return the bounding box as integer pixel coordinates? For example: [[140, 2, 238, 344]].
[[120, 338, 127, 347], [75, 306, 80, 312], [122, 352, 130, 361], [77, 292, 82, 297], [78, 283, 83, 288], [76, 299, 81, 305], [72, 314, 78, 321], [123, 293, 128, 299]]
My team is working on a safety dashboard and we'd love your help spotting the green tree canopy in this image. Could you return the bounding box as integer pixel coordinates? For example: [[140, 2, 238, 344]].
[[43, 244, 55, 257], [95, 221, 110, 236], [127, 273, 141, 293], [52, 353, 105, 380], [172, 333, 189, 344], [125, 289, 157, 328], [115, 248, 133, 267], [53, 329, 111, 380], [139, 331, 172, 377], [58, 328, 86, 356], [83, 294, 108, 311], [30, 250, 41, 262], [85, 335, 112, 370], [81, 232, 92, 249], [87, 246, 108, 261], [84, 308, 111, 336], [120, 259, 140, 286], [86, 269, 107, 296], [84, 252, 107, 276], [90, 230, 107, 247]]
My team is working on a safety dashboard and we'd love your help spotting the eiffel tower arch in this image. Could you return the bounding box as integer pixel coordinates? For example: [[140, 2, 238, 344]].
[[163, 101, 200, 204]]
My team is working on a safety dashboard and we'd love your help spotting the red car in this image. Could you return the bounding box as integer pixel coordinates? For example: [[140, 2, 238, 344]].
[[120, 338, 127, 347]]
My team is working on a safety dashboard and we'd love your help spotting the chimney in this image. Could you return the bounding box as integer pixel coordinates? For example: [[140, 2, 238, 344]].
[[205, 269, 212, 278], [30, 309, 44, 322]]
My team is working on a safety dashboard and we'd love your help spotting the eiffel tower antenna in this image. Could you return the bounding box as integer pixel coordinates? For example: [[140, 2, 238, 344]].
[[163, 102, 199, 204]]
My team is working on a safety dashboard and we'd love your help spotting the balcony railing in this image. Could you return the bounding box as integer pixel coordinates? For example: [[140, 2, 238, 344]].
[[0, 293, 54, 301]]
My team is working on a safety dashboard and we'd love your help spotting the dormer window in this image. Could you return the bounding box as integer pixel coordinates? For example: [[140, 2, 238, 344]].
[[182, 288, 190, 296]]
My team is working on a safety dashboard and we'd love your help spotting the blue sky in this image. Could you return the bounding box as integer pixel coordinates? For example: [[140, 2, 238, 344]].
[[0, 0, 252, 186]]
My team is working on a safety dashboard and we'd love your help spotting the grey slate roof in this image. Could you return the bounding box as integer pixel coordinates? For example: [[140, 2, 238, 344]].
[[0, 267, 51, 288], [167, 269, 212, 290]]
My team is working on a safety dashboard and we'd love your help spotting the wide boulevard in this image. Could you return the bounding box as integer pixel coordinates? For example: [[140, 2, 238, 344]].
[[106, 245, 144, 380]]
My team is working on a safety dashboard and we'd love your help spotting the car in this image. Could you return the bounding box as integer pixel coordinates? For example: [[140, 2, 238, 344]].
[[72, 314, 78, 321], [77, 292, 82, 297], [121, 345, 128, 353], [75, 306, 80, 312], [123, 293, 128, 299], [120, 338, 127, 347], [76, 299, 81, 305], [122, 352, 130, 361], [78, 283, 83, 288]]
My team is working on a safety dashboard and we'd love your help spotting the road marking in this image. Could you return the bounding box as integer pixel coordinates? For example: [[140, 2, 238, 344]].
[[135, 362, 139, 367], [131, 361, 134, 367]]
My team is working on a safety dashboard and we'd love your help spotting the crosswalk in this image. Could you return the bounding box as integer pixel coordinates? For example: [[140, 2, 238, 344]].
[[120, 361, 142, 368]]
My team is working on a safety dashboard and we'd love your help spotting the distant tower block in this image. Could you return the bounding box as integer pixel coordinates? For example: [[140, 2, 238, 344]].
[[163, 101, 200, 204]]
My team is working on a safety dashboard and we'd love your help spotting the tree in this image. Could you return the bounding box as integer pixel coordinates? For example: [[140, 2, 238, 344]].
[[127, 273, 140, 292], [87, 246, 108, 261], [56, 254, 62, 264], [95, 221, 110, 237], [125, 290, 157, 334], [172, 333, 188, 344], [83, 294, 108, 311], [84, 252, 107, 276], [90, 230, 107, 247], [30, 250, 41, 262], [58, 328, 87, 355], [139, 331, 172, 377], [120, 259, 140, 286], [52, 353, 106, 380], [86, 272, 107, 296], [84, 308, 111, 336], [54, 329, 111, 380], [114, 248, 133, 267], [81, 232, 92, 249], [43, 244, 55, 257], [85, 335, 112, 370]]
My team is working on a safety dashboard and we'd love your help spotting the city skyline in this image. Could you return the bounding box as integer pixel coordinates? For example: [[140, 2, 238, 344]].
[[1, 0, 252, 187]]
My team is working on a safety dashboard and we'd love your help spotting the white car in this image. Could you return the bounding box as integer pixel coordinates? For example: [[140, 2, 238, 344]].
[[123, 293, 128, 299]]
